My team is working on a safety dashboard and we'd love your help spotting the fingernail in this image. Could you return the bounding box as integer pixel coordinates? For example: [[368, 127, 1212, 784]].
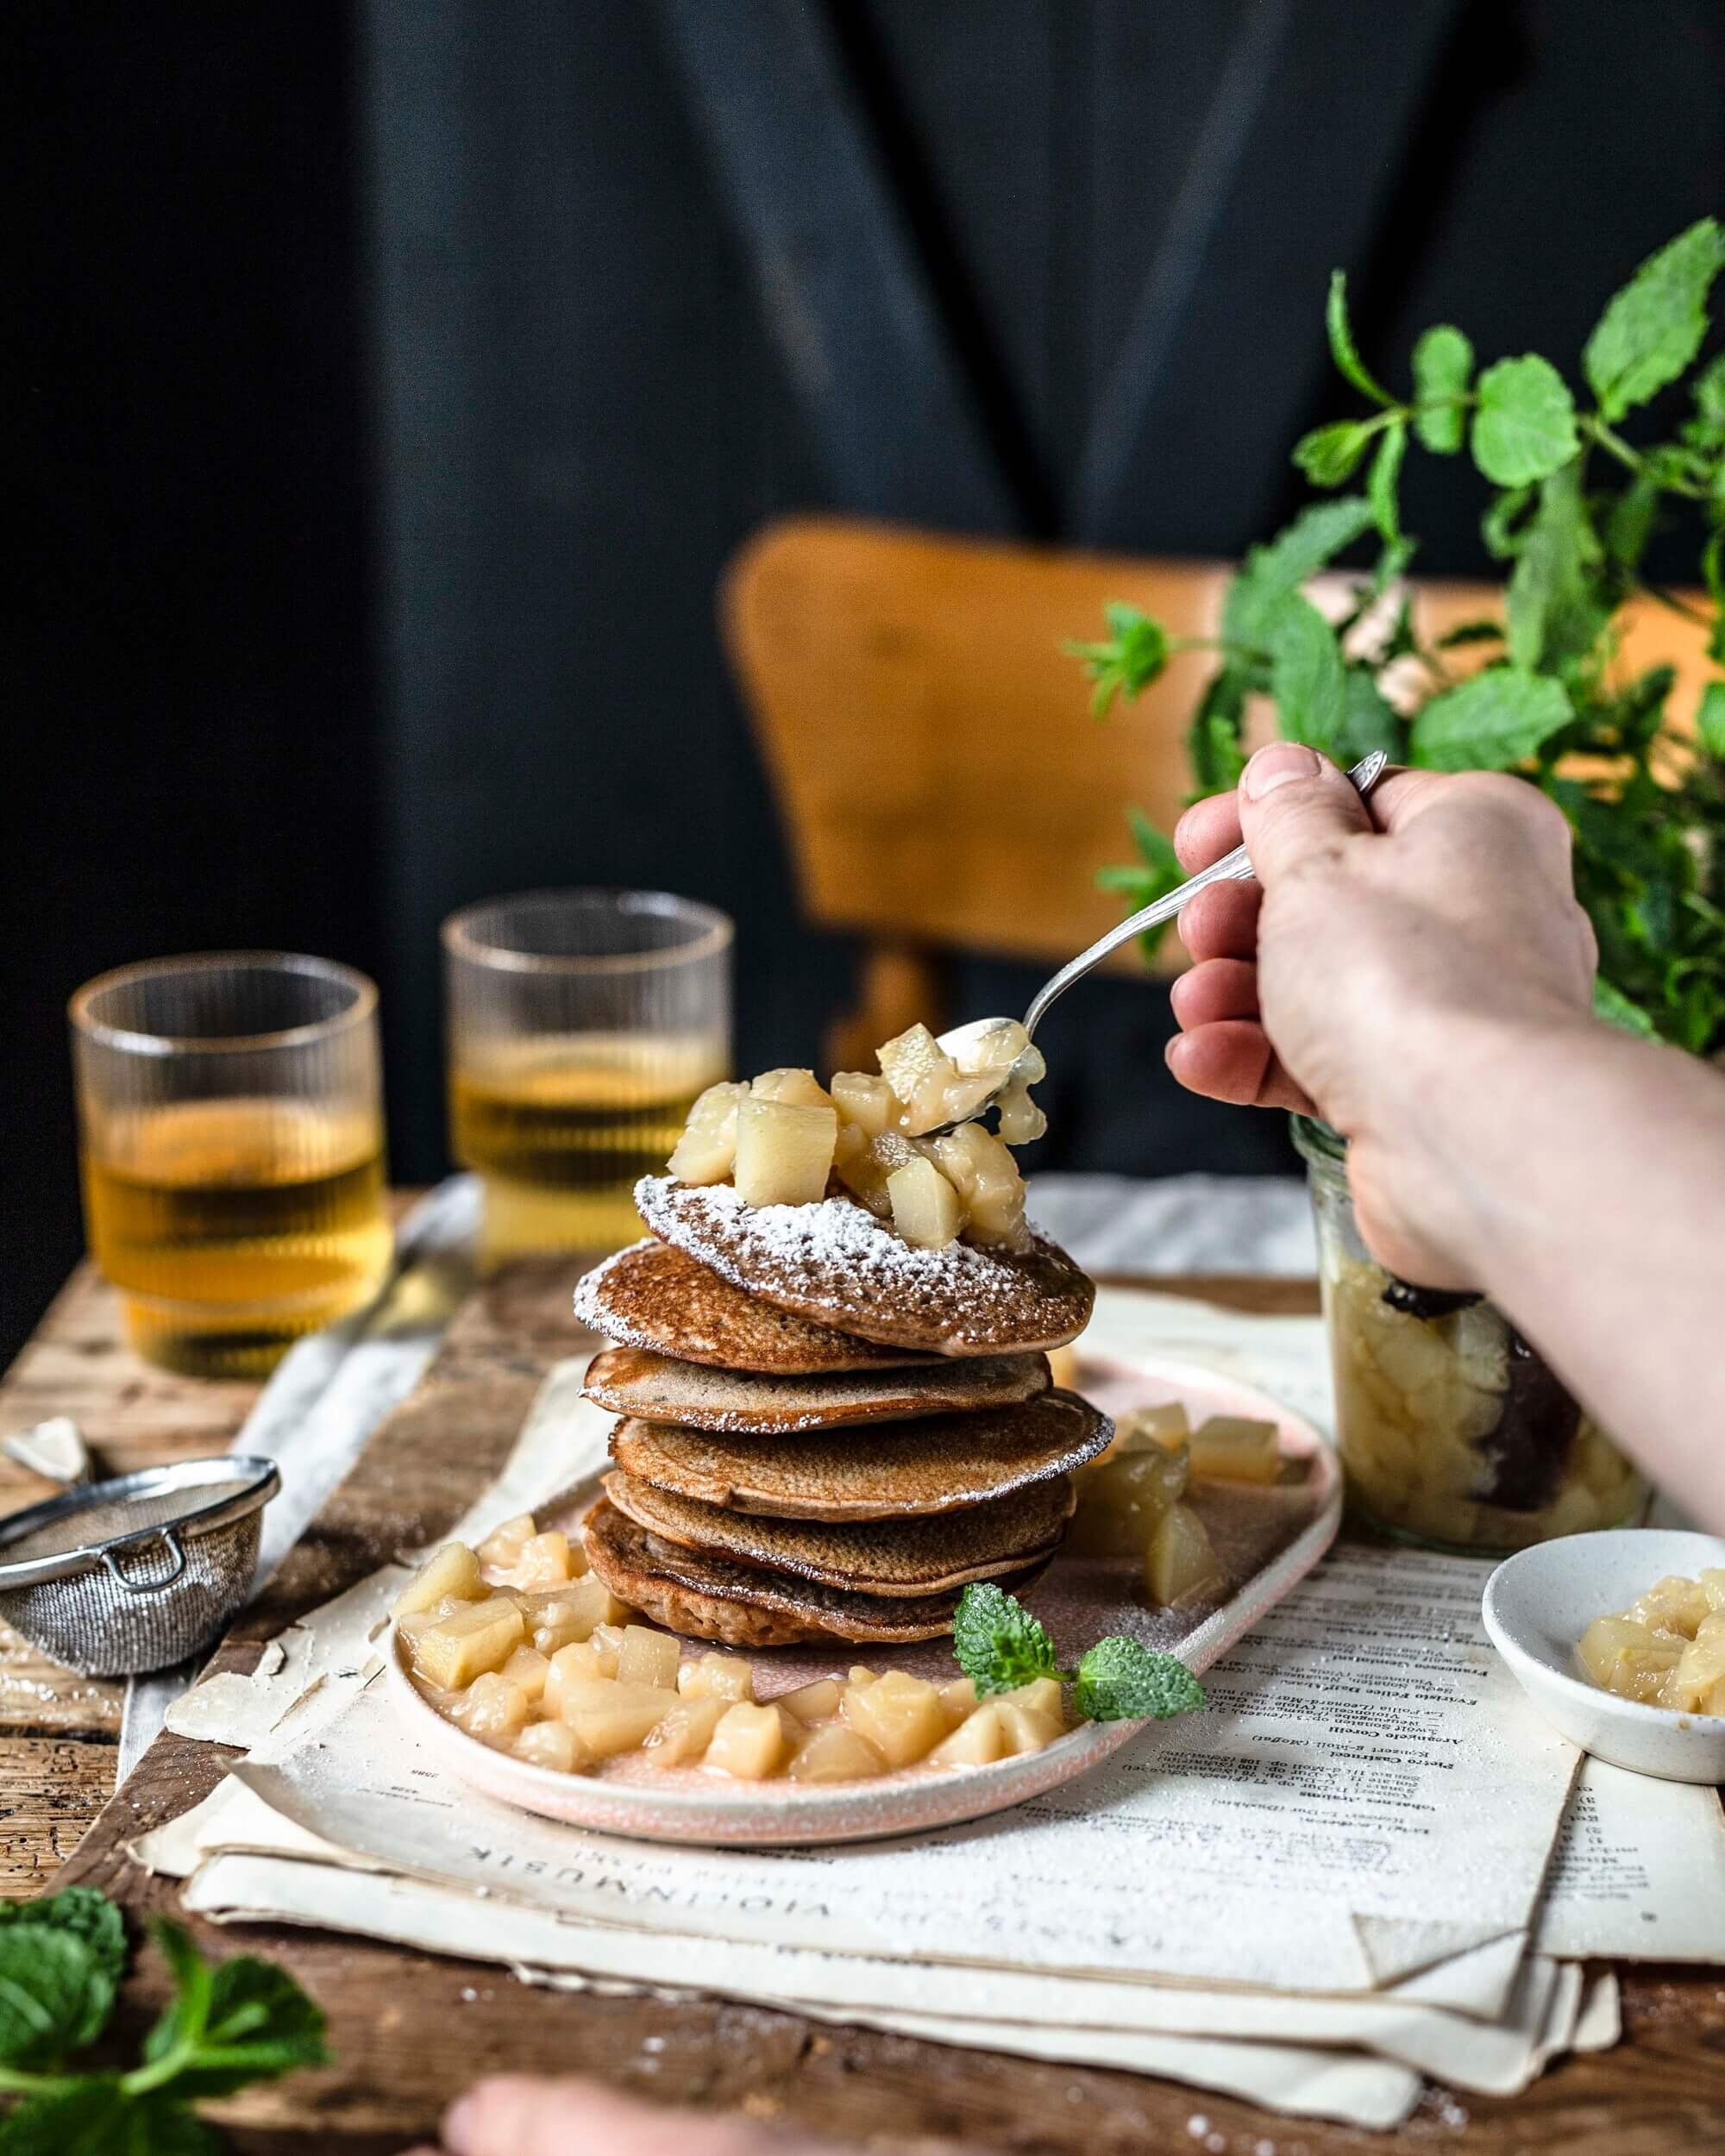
[[443, 2092, 479, 2150], [1243, 743, 1321, 800]]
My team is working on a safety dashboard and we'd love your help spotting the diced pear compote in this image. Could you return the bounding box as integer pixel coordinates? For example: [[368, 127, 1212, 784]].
[[1578, 1573, 1725, 1714], [555, 1680, 681, 1758], [393, 1542, 482, 1618], [1145, 1502, 1222, 1608], [513, 1721, 584, 1773], [780, 1677, 843, 1723], [615, 1624, 681, 1690], [1069, 1432, 1189, 1558], [840, 1670, 948, 1768], [665, 1018, 1043, 1251], [732, 1094, 838, 1207], [1189, 1416, 1283, 1483], [667, 1081, 748, 1185], [409, 1598, 526, 1689], [475, 1514, 536, 1572], [705, 1701, 785, 1779], [637, 1695, 724, 1767], [520, 1575, 628, 1654], [677, 1652, 755, 1703], [887, 1155, 963, 1250], [449, 1671, 530, 1749], [926, 1700, 1006, 1768], [787, 1724, 886, 1783]]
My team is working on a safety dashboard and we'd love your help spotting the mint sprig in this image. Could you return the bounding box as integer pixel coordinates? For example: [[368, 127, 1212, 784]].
[[0, 1891, 326, 2154], [1079, 216, 1725, 1062], [951, 1583, 1206, 1727]]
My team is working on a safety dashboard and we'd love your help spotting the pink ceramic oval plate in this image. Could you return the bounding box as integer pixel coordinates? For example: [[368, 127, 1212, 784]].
[[387, 1351, 1341, 1846]]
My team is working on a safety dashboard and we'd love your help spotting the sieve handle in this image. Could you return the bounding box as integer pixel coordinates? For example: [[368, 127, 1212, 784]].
[[102, 1531, 187, 1595]]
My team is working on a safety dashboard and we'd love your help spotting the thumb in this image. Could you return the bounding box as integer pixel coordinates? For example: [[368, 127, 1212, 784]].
[[1238, 743, 1373, 887]]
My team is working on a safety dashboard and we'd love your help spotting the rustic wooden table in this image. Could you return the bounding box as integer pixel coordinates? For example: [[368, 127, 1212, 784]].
[[2, 1254, 1722, 2153]]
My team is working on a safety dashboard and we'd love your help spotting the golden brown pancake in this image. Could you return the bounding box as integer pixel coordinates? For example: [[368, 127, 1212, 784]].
[[601, 1468, 1074, 1597], [574, 1238, 934, 1374], [609, 1388, 1110, 1521], [582, 1498, 1049, 1646], [583, 1344, 1051, 1434], [635, 1177, 1095, 1357]]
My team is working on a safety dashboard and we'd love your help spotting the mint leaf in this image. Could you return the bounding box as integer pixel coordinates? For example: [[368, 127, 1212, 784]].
[[1324, 270, 1393, 404], [16, 1890, 128, 1992], [1411, 324, 1473, 452], [1593, 976, 1659, 1038], [1504, 463, 1606, 674], [1481, 483, 1536, 561], [1292, 420, 1374, 487], [1185, 669, 1249, 794], [168, 1955, 326, 2097], [1471, 355, 1579, 487], [1698, 681, 1725, 761], [0, 1930, 105, 2069], [1335, 669, 1405, 762], [0, 2081, 141, 2156], [1073, 1638, 1206, 1723], [1584, 217, 1725, 422], [1409, 667, 1573, 772], [1224, 498, 1376, 655], [1266, 596, 1346, 755], [952, 1583, 1059, 1698], [1066, 604, 1170, 717], [1366, 420, 1406, 543]]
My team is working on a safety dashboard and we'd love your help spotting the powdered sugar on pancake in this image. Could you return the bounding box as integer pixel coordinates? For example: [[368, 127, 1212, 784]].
[[635, 1177, 1093, 1357]]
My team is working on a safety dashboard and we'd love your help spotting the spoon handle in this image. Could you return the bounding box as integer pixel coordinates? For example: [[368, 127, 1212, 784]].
[[1022, 749, 1389, 1041]]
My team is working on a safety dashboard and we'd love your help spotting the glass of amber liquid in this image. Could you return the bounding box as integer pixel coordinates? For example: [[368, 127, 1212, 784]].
[[444, 890, 731, 1264], [70, 953, 392, 1377]]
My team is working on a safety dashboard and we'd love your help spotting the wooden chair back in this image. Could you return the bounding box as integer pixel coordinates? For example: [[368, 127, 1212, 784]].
[[721, 515, 1711, 1066]]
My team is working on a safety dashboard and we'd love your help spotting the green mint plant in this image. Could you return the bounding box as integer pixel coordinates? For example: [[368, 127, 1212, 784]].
[[1070, 218, 1725, 1052], [951, 1581, 1206, 1723], [0, 1887, 326, 2153]]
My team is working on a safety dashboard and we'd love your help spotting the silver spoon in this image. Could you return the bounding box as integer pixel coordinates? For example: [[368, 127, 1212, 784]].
[[922, 750, 1390, 1137]]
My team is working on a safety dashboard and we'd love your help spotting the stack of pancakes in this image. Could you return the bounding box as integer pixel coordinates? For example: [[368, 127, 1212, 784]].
[[574, 1175, 1106, 1646]]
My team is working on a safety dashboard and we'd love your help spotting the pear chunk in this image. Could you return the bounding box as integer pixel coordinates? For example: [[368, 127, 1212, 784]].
[[394, 1542, 481, 1618], [411, 1597, 525, 1689], [513, 1721, 584, 1773], [1145, 1502, 1223, 1607], [643, 1695, 728, 1766], [887, 1156, 963, 1250], [668, 1081, 749, 1184], [705, 1700, 785, 1779], [787, 1724, 885, 1783], [841, 1669, 947, 1767], [1189, 1415, 1282, 1483], [616, 1624, 681, 1690], [732, 1095, 838, 1207], [677, 1652, 755, 1703]]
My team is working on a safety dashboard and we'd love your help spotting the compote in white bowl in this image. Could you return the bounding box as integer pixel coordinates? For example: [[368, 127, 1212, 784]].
[[1482, 1529, 1725, 1784]]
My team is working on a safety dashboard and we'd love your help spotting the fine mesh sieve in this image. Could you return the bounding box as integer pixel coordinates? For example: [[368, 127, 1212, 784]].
[[0, 1457, 279, 1676]]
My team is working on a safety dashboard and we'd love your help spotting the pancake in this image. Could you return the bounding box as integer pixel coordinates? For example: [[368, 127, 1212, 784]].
[[582, 1498, 1050, 1646], [583, 1344, 1051, 1434], [574, 1239, 935, 1375], [635, 1177, 1095, 1357], [609, 1388, 1110, 1520], [601, 1468, 1074, 1597]]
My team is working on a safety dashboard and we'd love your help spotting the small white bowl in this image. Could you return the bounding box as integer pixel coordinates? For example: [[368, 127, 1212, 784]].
[[1482, 1529, 1725, 1784]]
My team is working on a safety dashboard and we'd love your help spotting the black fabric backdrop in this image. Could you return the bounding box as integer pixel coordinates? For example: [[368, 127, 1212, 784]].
[[8, 0, 1724, 1361]]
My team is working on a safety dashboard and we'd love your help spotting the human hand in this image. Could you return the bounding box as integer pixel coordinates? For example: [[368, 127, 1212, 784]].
[[406, 2072, 858, 2156], [1166, 743, 1597, 1285]]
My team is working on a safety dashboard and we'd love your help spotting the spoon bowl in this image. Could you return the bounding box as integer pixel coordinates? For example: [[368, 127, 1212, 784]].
[[1482, 1528, 1725, 1783]]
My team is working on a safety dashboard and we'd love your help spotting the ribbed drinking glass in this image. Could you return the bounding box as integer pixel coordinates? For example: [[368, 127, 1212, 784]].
[[443, 889, 732, 1263], [70, 953, 391, 1377]]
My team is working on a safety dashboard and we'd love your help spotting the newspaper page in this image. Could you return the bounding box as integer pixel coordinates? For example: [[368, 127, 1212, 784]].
[[237, 1539, 1576, 1996]]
